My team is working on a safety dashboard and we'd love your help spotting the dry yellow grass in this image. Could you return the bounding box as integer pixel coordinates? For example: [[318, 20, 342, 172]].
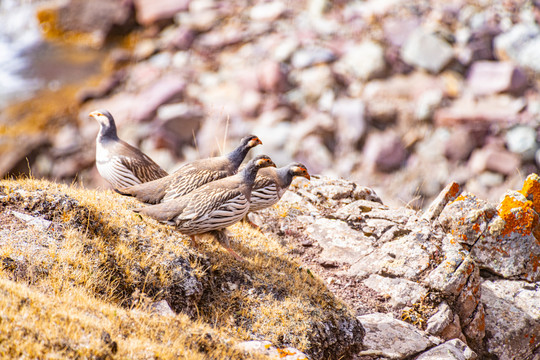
[[0, 178, 362, 359]]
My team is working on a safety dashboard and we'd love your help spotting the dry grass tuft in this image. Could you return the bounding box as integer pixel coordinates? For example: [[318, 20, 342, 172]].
[[0, 177, 362, 359]]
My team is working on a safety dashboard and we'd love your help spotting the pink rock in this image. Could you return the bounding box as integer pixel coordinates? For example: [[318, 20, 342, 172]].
[[134, 0, 190, 26], [467, 61, 528, 96], [363, 131, 407, 172], [444, 127, 484, 162], [88, 77, 186, 124], [434, 96, 525, 126], [132, 77, 186, 122], [257, 61, 288, 93], [469, 145, 521, 175], [383, 18, 420, 47], [166, 27, 195, 50]]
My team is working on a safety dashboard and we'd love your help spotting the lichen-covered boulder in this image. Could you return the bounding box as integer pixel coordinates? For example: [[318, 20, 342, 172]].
[[439, 174, 540, 282]]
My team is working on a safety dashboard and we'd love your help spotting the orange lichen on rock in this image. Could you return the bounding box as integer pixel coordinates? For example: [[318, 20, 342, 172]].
[[446, 182, 461, 201], [519, 173, 540, 214], [496, 191, 538, 239], [453, 193, 469, 203]]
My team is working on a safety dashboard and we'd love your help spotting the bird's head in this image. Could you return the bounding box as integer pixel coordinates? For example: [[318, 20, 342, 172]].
[[241, 135, 263, 149], [253, 154, 276, 169], [89, 109, 115, 129], [289, 163, 310, 180]]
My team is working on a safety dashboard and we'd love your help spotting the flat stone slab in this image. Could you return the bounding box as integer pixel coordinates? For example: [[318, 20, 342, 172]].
[[481, 279, 540, 360], [357, 312, 440, 359]]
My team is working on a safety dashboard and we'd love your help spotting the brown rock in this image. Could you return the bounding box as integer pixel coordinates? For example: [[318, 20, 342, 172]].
[[38, 0, 134, 48], [0, 136, 50, 178], [444, 127, 485, 162], [257, 61, 288, 93], [466, 26, 500, 63], [363, 131, 407, 172]]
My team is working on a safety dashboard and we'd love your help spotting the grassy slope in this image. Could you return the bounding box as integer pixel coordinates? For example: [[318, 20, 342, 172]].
[[0, 178, 360, 359]]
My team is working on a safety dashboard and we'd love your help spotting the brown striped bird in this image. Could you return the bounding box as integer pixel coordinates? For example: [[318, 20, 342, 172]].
[[244, 162, 310, 227], [118, 135, 262, 205], [90, 109, 168, 190], [134, 154, 276, 261]]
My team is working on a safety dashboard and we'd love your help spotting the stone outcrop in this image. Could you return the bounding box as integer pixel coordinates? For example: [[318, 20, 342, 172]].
[[252, 173, 540, 358]]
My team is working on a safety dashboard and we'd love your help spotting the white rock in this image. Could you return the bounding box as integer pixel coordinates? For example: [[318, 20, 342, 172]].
[[249, 1, 286, 22], [291, 47, 336, 69], [336, 41, 386, 80], [305, 218, 375, 265], [416, 339, 477, 360], [357, 313, 441, 358], [10, 210, 52, 231], [505, 125, 538, 161], [347, 234, 432, 279], [401, 28, 454, 73], [150, 300, 176, 316], [237, 340, 309, 360], [362, 274, 428, 309]]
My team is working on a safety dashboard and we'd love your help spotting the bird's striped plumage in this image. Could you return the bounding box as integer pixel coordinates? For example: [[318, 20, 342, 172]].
[[134, 155, 276, 236], [90, 109, 167, 190], [118, 135, 262, 204], [249, 183, 280, 211]]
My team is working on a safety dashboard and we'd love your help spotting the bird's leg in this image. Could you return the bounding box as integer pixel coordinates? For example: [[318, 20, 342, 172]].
[[189, 235, 199, 248], [211, 230, 245, 262], [242, 213, 260, 230]]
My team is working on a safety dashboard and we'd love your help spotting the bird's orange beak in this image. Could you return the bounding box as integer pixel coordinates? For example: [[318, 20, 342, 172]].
[[249, 137, 262, 147], [89, 111, 102, 119]]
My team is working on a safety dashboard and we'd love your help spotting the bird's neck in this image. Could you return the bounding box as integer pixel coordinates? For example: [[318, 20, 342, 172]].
[[241, 164, 259, 185], [98, 124, 119, 142], [226, 145, 249, 170], [277, 167, 294, 187]]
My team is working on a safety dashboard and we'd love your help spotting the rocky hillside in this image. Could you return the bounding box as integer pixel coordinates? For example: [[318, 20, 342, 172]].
[[1, 173, 539, 359], [1, 0, 540, 209], [0, 177, 362, 360]]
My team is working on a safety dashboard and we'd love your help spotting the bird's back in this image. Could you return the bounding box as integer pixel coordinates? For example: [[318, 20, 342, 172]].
[[97, 137, 167, 189]]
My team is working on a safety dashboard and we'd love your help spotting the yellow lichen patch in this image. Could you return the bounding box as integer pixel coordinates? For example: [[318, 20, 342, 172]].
[[36, 7, 102, 48], [496, 191, 538, 239], [520, 173, 540, 215]]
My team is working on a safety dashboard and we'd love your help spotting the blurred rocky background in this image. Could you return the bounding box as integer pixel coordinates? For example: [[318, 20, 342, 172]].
[[1, 0, 540, 208]]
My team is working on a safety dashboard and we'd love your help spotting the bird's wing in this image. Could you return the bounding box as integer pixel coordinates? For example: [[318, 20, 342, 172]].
[[99, 156, 143, 189], [177, 184, 249, 223], [163, 165, 230, 201], [252, 172, 276, 191], [117, 141, 168, 181]]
